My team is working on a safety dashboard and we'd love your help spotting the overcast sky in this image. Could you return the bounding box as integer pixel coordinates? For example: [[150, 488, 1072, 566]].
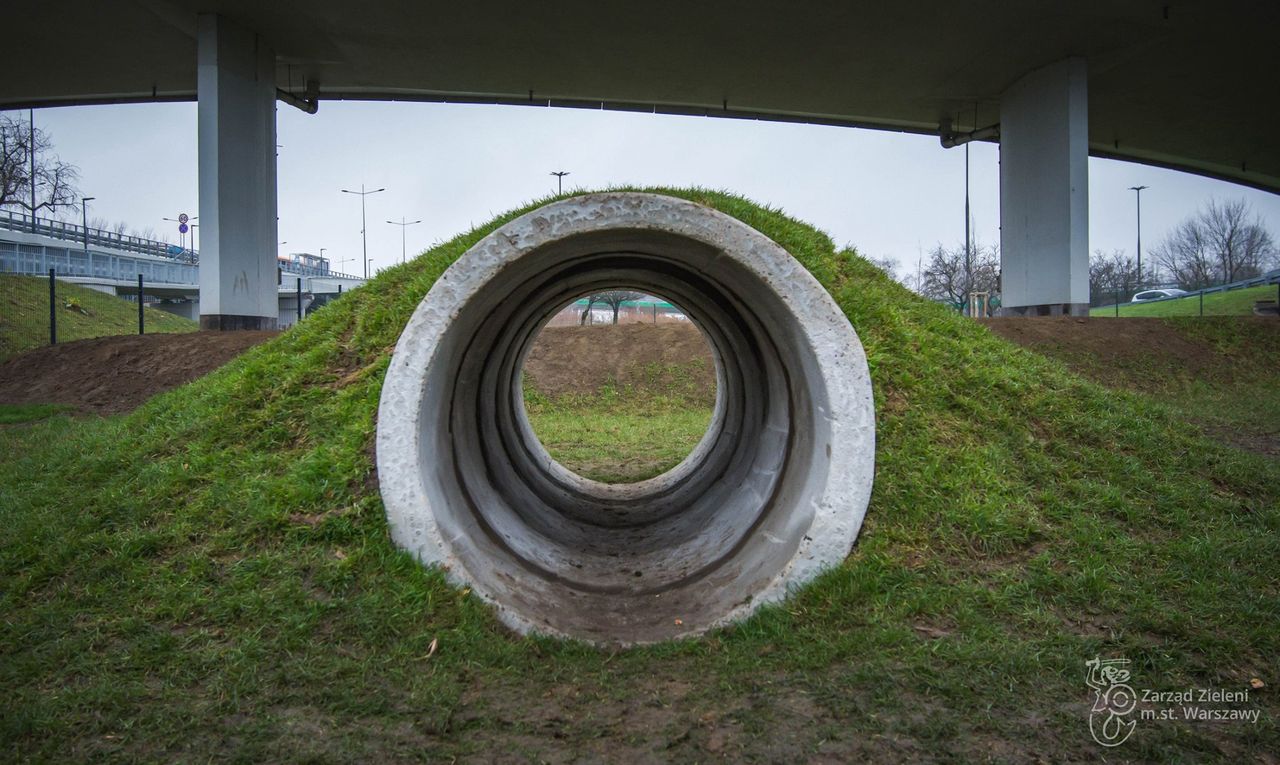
[[17, 101, 1280, 279]]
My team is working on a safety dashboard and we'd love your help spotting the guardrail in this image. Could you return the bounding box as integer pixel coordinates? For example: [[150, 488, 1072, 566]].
[[1090, 269, 1280, 314], [2, 213, 366, 284], [1095, 269, 1280, 312], [0, 210, 195, 263], [1183, 269, 1280, 297], [0, 239, 198, 285], [277, 261, 364, 281]]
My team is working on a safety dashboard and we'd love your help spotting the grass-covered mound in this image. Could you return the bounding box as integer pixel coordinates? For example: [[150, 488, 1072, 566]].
[[0, 274, 196, 361], [2, 190, 1277, 762]]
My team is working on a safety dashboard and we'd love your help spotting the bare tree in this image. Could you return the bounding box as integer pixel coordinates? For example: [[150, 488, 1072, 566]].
[[0, 113, 81, 216], [1153, 198, 1277, 289], [579, 290, 644, 325], [918, 242, 999, 307], [1088, 249, 1142, 305], [598, 290, 644, 325], [578, 295, 596, 325]]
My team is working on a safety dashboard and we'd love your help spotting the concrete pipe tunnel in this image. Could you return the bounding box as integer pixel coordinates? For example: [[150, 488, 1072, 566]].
[[377, 193, 875, 644]]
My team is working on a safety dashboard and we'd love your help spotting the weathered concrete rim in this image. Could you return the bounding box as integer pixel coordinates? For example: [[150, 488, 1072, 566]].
[[376, 192, 875, 645]]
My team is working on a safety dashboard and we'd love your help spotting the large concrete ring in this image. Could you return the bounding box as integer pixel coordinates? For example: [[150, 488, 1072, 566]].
[[377, 192, 875, 645]]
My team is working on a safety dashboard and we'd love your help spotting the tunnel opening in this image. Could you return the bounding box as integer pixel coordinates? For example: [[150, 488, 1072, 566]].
[[519, 288, 717, 486], [377, 193, 875, 645]]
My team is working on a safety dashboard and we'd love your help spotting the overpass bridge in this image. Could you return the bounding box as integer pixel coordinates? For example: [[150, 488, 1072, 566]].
[[5, 1, 1277, 325], [0, 213, 363, 326]]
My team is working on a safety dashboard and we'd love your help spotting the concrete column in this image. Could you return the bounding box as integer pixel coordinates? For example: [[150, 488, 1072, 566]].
[[998, 58, 1089, 316], [197, 14, 278, 330]]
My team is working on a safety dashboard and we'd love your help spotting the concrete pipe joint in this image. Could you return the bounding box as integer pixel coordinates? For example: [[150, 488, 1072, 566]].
[[377, 192, 875, 645]]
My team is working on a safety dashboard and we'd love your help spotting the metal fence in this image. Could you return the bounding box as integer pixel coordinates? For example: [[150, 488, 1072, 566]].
[[0, 270, 165, 363]]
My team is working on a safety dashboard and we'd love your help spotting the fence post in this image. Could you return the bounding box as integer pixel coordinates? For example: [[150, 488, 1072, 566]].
[[1199, 291, 1204, 316], [48, 267, 57, 346], [1114, 290, 1119, 317], [138, 273, 144, 335], [296, 277, 303, 323]]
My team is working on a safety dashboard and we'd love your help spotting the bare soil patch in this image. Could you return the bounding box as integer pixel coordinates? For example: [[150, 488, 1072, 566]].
[[0, 331, 277, 415], [524, 322, 715, 402], [982, 316, 1279, 458], [981, 317, 1220, 386]]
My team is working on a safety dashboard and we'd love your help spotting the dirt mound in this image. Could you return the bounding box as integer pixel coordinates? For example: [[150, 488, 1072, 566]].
[[524, 322, 715, 401], [983, 316, 1280, 458], [0, 331, 277, 415], [980, 316, 1266, 386]]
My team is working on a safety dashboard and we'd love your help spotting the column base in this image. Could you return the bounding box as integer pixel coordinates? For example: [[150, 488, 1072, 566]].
[[996, 302, 1090, 317], [200, 314, 279, 331]]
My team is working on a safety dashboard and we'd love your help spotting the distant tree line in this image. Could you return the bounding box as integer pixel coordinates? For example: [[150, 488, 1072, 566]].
[[86, 216, 163, 244], [893, 197, 1278, 308], [894, 242, 999, 309], [1089, 198, 1277, 304], [1152, 198, 1275, 290], [1088, 250, 1142, 306]]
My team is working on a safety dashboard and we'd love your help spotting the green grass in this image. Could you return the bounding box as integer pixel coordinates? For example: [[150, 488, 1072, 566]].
[[2, 189, 1278, 762], [0, 402, 72, 425], [524, 388, 713, 483], [0, 274, 197, 361], [1091, 284, 1278, 317]]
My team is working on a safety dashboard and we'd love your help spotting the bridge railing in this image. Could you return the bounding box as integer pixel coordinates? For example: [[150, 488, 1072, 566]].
[[0, 210, 196, 263], [0, 239, 198, 285], [277, 261, 364, 281]]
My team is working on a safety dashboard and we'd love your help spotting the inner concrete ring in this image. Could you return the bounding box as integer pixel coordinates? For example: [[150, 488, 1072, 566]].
[[377, 192, 875, 645]]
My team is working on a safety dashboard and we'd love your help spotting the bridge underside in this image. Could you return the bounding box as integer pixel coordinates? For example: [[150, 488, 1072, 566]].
[[5, 1, 1276, 324]]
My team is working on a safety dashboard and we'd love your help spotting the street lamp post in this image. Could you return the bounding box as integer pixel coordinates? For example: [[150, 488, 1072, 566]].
[[386, 217, 423, 264], [341, 184, 386, 279], [551, 171, 570, 194], [81, 197, 96, 270], [1129, 185, 1149, 288]]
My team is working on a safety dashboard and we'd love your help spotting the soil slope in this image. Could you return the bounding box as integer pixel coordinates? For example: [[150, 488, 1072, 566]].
[[0, 331, 277, 415], [524, 322, 715, 402]]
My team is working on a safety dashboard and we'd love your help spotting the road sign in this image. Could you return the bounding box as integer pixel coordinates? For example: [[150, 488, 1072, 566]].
[[178, 213, 189, 224], [179, 223, 189, 234]]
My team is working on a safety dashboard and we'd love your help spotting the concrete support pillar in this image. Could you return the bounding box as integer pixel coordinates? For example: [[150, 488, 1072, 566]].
[[998, 58, 1089, 316], [197, 14, 278, 330]]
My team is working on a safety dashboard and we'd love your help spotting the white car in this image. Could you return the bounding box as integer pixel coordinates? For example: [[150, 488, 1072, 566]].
[[1131, 289, 1187, 302]]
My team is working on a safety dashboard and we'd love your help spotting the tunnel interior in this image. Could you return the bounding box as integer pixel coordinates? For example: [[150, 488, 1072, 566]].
[[519, 287, 715, 485]]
